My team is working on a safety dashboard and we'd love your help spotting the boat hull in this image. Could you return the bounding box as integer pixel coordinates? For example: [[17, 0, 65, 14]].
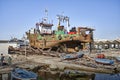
[[26, 32, 93, 52], [116, 57, 120, 62], [11, 68, 38, 80], [62, 52, 84, 60], [95, 58, 114, 65]]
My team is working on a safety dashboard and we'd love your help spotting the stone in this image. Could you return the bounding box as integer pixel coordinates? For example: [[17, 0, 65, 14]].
[[49, 64, 58, 71], [57, 64, 65, 71]]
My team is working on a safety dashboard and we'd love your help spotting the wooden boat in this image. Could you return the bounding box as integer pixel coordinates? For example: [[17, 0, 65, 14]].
[[62, 52, 84, 60], [95, 58, 114, 65], [116, 57, 120, 62], [11, 68, 38, 80]]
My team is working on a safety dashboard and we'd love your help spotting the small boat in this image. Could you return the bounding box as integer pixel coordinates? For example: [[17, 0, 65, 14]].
[[95, 58, 114, 65], [116, 57, 120, 62], [62, 52, 84, 60], [11, 68, 38, 80]]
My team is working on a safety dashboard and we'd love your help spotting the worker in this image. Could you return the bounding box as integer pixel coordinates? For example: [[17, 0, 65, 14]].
[[0, 53, 5, 66], [8, 56, 12, 66]]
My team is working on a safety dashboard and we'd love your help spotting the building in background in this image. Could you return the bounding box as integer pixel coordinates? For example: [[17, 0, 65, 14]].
[[94, 39, 120, 50]]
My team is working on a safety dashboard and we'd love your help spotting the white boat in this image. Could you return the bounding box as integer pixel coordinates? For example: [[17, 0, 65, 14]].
[[116, 57, 120, 62]]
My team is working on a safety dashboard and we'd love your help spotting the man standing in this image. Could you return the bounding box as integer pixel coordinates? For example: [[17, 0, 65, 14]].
[[8, 56, 12, 66], [0, 53, 4, 66]]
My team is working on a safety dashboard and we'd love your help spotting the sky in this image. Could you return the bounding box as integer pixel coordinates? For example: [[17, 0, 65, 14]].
[[0, 0, 120, 40]]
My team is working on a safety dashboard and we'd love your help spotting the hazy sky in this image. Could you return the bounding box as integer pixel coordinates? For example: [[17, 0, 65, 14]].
[[0, 0, 120, 40]]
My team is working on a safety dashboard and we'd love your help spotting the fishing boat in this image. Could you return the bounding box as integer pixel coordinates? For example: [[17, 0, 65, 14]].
[[26, 10, 95, 53], [116, 57, 120, 62], [95, 58, 114, 65], [11, 68, 38, 80]]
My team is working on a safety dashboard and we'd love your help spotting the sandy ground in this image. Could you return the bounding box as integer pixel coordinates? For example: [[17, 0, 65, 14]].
[[1, 49, 120, 74], [12, 50, 120, 73]]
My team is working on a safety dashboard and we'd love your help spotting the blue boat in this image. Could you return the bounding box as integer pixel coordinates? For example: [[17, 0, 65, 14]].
[[116, 57, 120, 62], [95, 58, 114, 65], [62, 52, 84, 60], [11, 68, 38, 80]]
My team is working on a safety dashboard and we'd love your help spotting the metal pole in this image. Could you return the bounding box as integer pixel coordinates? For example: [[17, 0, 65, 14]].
[[24, 38, 27, 58], [23, 34, 27, 59]]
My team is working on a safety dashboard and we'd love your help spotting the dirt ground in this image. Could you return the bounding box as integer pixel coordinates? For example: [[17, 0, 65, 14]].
[[1, 49, 120, 74]]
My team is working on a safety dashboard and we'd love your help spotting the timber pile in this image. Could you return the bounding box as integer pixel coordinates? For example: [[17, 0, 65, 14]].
[[9, 46, 42, 55], [8, 46, 61, 57]]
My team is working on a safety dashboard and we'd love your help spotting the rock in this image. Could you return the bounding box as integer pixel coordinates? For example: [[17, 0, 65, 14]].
[[57, 64, 65, 71], [29, 65, 36, 70], [49, 64, 58, 71], [50, 71, 58, 75]]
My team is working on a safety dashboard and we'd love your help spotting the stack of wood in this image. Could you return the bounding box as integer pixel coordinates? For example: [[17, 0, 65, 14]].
[[8, 46, 42, 55], [8, 46, 61, 57]]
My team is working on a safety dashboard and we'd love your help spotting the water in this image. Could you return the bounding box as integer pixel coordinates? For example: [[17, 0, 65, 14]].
[[37, 70, 120, 80], [1, 69, 119, 80], [0, 43, 17, 54], [94, 73, 120, 80]]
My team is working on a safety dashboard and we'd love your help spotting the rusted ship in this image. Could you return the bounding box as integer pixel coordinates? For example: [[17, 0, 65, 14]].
[[26, 11, 94, 53]]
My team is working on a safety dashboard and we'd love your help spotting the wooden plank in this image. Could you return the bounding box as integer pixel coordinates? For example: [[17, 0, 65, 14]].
[[0, 67, 13, 74]]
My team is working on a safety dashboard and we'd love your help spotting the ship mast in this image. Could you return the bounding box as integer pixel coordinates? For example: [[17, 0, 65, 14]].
[[65, 16, 70, 32], [56, 14, 70, 32], [42, 9, 48, 23]]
